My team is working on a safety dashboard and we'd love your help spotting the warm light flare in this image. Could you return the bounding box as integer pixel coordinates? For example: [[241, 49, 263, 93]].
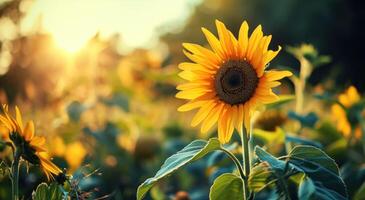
[[52, 33, 89, 53]]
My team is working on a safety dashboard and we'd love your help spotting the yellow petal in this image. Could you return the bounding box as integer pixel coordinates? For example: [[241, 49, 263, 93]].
[[15, 106, 23, 132], [201, 27, 225, 59], [247, 25, 263, 61], [0, 115, 13, 132], [257, 80, 282, 89], [178, 62, 215, 74], [218, 105, 229, 143], [231, 105, 240, 133], [183, 50, 219, 69], [252, 35, 272, 69], [200, 103, 224, 133], [215, 20, 235, 59], [30, 136, 46, 147], [183, 43, 220, 66], [255, 93, 279, 104], [229, 31, 238, 59], [175, 88, 212, 100], [265, 70, 292, 81], [257, 46, 282, 76], [255, 87, 271, 96], [191, 100, 217, 127], [178, 70, 211, 81], [3, 110, 17, 131], [39, 153, 62, 179], [178, 101, 206, 112], [23, 121, 34, 141], [223, 106, 235, 143], [238, 21, 249, 58], [262, 35, 272, 53], [176, 81, 212, 91], [32, 144, 48, 152], [177, 93, 216, 112]]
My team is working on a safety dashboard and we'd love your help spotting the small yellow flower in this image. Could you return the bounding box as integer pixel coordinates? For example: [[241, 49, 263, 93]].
[[176, 20, 292, 143], [331, 86, 362, 139], [0, 104, 62, 180], [48, 136, 66, 157], [65, 141, 86, 172]]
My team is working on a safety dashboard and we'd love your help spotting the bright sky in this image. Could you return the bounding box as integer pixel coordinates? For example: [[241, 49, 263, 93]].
[[21, 0, 201, 52]]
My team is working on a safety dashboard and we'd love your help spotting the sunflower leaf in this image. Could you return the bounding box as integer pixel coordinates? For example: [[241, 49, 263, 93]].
[[285, 135, 323, 148], [248, 162, 274, 192], [254, 145, 348, 200], [32, 182, 64, 200], [209, 173, 243, 200], [137, 138, 222, 200], [288, 145, 348, 199]]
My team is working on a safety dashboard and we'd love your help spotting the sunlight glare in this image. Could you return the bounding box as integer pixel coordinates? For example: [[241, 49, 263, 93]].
[[21, 0, 201, 53], [52, 32, 90, 53]]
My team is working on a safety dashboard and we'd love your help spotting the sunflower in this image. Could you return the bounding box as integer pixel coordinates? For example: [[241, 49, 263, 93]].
[[176, 20, 292, 144], [331, 86, 362, 139], [0, 104, 62, 180]]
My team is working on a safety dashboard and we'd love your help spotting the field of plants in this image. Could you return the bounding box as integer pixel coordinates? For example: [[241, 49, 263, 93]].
[[0, 0, 364, 199]]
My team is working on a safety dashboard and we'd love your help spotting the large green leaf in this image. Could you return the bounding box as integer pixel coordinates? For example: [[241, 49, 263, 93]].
[[288, 146, 347, 199], [288, 146, 338, 174], [32, 183, 64, 200], [255, 146, 293, 198], [298, 176, 316, 200], [209, 173, 243, 200], [254, 145, 348, 200], [137, 138, 221, 200], [255, 146, 287, 172], [298, 176, 346, 200]]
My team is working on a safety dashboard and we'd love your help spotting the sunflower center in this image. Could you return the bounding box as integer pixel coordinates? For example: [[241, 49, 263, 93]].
[[214, 60, 258, 105]]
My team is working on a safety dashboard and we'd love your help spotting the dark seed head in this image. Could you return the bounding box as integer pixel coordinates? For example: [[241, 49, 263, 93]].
[[214, 60, 258, 105]]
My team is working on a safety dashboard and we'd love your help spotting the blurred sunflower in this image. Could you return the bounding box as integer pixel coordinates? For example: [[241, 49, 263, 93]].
[[255, 110, 287, 132], [48, 136, 66, 157], [176, 20, 292, 143], [331, 86, 362, 139], [65, 141, 86, 172], [0, 105, 62, 180]]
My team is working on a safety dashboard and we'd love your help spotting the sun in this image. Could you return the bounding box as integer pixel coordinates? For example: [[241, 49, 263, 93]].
[[51, 32, 89, 53]]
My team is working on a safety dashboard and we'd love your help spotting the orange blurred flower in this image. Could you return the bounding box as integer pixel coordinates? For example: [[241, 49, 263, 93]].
[[331, 86, 362, 139], [65, 141, 87, 172]]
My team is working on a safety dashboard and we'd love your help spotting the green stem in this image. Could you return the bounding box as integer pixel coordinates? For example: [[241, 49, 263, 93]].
[[241, 127, 251, 200], [221, 148, 245, 180], [11, 149, 20, 200]]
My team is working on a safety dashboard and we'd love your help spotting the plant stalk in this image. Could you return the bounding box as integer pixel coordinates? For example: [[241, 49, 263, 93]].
[[221, 148, 245, 180], [11, 149, 20, 200], [241, 127, 251, 200]]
